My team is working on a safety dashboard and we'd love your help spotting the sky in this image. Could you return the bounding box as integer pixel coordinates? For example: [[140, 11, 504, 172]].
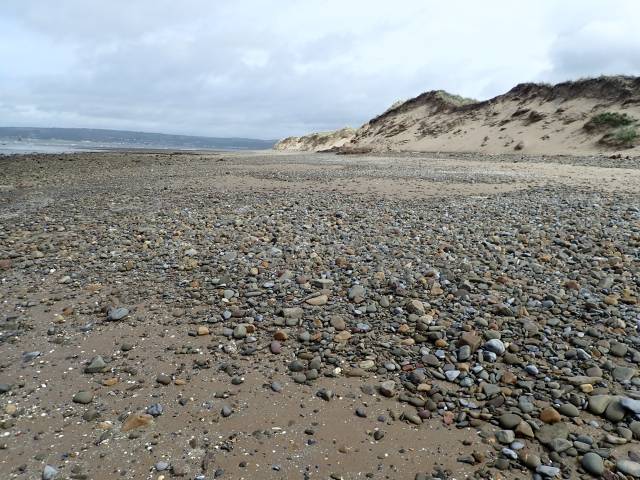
[[1, 0, 639, 139]]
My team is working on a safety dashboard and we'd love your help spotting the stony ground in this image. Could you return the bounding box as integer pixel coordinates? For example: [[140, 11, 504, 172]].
[[0, 150, 639, 480]]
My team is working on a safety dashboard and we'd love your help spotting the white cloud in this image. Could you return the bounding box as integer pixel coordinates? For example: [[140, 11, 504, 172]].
[[0, 0, 638, 138]]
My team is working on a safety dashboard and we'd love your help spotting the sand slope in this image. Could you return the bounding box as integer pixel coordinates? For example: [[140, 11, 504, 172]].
[[278, 76, 640, 155], [273, 127, 356, 152]]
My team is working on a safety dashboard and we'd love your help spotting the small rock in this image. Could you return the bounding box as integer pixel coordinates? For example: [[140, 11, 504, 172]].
[[233, 324, 247, 339], [540, 406, 561, 424], [42, 465, 58, 480], [72, 391, 93, 404], [146, 403, 163, 417], [495, 430, 515, 444], [84, 355, 107, 374], [306, 294, 328, 306], [121, 413, 153, 432], [582, 452, 604, 476], [270, 341, 282, 354], [379, 380, 395, 397], [317, 388, 334, 401], [484, 339, 505, 355], [107, 307, 129, 321], [617, 459, 640, 477]]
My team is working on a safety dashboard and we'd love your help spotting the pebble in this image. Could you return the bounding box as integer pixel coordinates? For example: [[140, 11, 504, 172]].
[[72, 391, 93, 404], [269, 340, 282, 354], [540, 407, 561, 424], [484, 339, 505, 355], [233, 324, 247, 339], [107, 307, 129, 321], [581, 452, 604, 476], [379, 381, 395, 397], [121, 414, 153, 432], [495, 430, 515, 444], [618, 459, 640, 477], [537, 465, 560, 477], [316, 388, 334, 401], [84, 355, 107, 374], [5, 152, 640, 479], [146, 403, 163, 417], [499, 413, 522, 429], [42, 465, 58, 480]]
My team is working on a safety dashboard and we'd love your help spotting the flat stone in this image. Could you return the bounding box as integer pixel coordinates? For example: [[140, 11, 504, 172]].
[[233, 324, 247, 339], [557, 403, 580, 417], [499, 413, 522, 429], [330, 316, 347, 331], [483, 383, 501, 397], [582, 452, 604, 476], [460, 332, 482, 351], [549, 438, 572, 452], [518, 451, 541, 469], [536, 465, 560, 477], [540, 406, 561, 424], [445, 370, 460, 382], [617, 459, 640, 477], [316, 388, 334, 401], [484, 339, 505, 355], [155, 461, 170, 471], [379, 380, 396, 397], [84, 355, 107, 374], [613, 366, 637, 382], [280, 307, 303, 319], [621, 397, 640, 415], [567, 376, 602, 386], [305, 294, 328, 306], [406, 299, 425, 314], [495, 430, 515, 444], [334, 330, 352, 342], [72, 391, 93, 404], [107, 307, 129, 321], [588, 395, 612, 415], [42, 465, 58, 480], [535, 422, 569, 445], [605, 398, 627, 422], [348, 285, 366, 302], [121, 413, 153, 432]]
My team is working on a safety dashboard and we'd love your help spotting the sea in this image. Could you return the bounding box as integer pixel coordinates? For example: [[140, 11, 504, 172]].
[[0, 139, 226, 154]]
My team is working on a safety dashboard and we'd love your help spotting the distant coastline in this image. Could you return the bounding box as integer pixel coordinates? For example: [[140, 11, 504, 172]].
[[0, 127, 276, 154]]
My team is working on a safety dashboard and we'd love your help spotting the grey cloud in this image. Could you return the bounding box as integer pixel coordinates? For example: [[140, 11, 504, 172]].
[[1, 0, 639, 139]]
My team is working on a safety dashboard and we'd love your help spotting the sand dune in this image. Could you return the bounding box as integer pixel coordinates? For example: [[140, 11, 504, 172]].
[[273, 127, 356, 152], [277, 76, 640, 156]]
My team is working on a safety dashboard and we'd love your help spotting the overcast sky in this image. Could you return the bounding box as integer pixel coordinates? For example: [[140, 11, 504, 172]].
[[1, 1, 639, 139]]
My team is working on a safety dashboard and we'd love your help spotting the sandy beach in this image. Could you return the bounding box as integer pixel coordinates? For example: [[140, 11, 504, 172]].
[[0, 150, 639, 479]]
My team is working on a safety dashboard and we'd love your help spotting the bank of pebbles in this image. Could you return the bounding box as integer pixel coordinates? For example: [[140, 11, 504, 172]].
[[0, 153, 639, 479]]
